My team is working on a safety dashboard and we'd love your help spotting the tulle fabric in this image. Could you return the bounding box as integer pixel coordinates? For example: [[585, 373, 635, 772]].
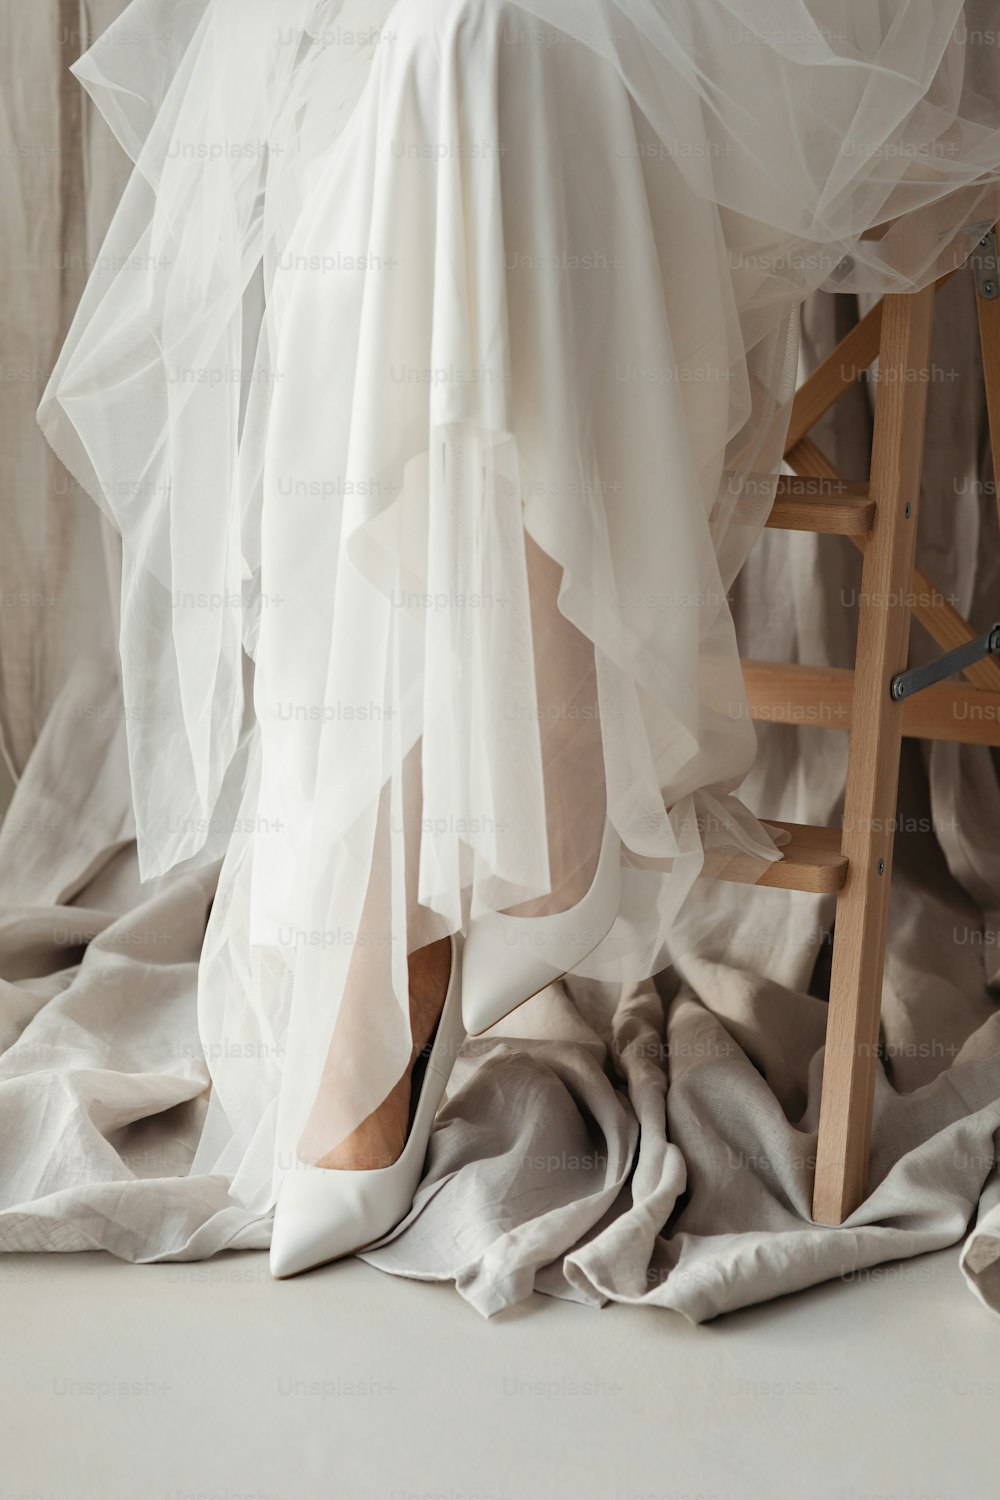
[[38, 0, 1000, 1188]]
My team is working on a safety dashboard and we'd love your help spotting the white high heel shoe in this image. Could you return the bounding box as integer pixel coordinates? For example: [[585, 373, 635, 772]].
[[269, 934, 466, 1280], [461, 821, 621, 1036]]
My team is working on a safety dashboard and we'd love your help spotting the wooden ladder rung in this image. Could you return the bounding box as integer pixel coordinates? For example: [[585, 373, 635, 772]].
[[742, 659, 1000, 747], [767, 476, 874, 536], [705, 821, 847, 894], [786, 435, 1000, 691]]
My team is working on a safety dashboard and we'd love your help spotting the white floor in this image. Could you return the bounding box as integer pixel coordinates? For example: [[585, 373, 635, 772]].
[[2, 1245, 997, 1500]]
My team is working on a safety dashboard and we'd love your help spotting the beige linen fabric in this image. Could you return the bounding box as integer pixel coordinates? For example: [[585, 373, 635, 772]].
[[1, 1, 998, 1321]]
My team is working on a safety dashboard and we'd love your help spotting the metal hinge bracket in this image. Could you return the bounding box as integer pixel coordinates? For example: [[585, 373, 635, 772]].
[[971, 226, 1000, 300], [891, 624, 1000, 701]]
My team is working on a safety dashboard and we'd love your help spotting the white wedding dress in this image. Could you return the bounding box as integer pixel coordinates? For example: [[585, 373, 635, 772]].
[[38, 0, 1000, 1211]]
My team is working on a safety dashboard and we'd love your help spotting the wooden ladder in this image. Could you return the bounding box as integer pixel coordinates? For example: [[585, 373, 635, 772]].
[[714, 228, 1000, 1226]]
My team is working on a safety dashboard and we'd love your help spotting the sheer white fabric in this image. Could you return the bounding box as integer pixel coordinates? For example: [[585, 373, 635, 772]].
[[37, 0, 1000, 1192]]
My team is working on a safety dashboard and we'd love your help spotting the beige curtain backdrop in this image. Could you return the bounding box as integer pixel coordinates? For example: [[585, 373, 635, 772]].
[[1, 0, 998, 1321]]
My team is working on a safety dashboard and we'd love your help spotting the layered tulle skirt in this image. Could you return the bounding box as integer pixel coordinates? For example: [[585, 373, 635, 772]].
[[39, 0, 1000, 1205]]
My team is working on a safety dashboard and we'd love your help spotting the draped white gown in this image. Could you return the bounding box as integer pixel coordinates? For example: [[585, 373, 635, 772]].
[[38, 0, 1000, 1209]]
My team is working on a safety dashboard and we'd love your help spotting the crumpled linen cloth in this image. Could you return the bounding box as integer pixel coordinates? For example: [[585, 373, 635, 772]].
[[2, 0, 999, 1322]]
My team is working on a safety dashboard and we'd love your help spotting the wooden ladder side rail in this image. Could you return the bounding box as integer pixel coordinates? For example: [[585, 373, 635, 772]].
[[975, 245, 1000, 538], [811, 287, 937, 1226]]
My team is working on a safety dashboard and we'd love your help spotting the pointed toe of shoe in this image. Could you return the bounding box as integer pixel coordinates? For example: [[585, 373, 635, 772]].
[[269, 1228, 310, 1281], [269, 1173, 379, 1279], [269, 1209, 359, 1280], [460, 923, 555, 1035], [268, 1216, 345, 1280], [460, 975, 527, 1037]]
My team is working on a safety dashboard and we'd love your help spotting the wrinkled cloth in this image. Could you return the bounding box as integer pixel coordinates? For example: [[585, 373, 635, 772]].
[[2, 0, 1000, 1324]]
